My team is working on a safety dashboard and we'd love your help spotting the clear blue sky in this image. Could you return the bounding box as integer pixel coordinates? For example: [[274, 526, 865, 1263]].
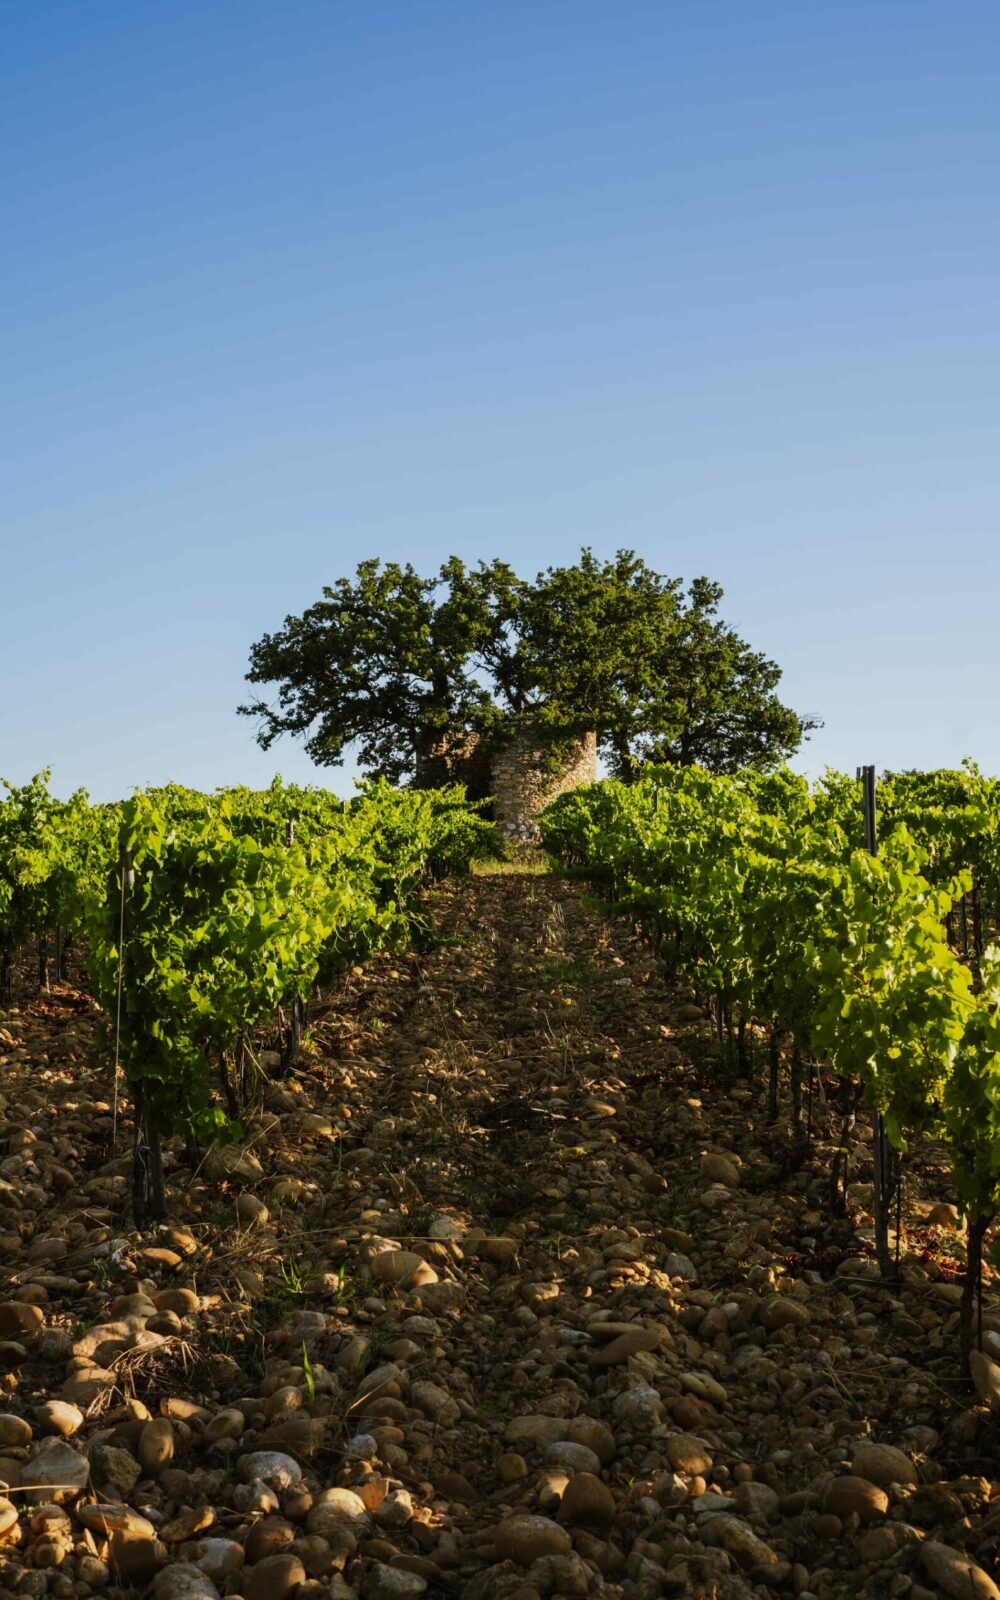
[[3, 2, 998, 799]]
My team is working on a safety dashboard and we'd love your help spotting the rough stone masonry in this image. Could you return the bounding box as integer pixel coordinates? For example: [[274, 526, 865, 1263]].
[[490, 729, 597, 841], [416, 726, 598, 840]]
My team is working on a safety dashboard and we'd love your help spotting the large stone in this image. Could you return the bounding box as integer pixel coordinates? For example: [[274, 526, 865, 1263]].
[[823, 1476, 888, 1523], [759, 1296, 810, 1332], [61, 1366, 114, 1407], [664, 1252, 699, 1281], [700, 1515, 779, 1571], [28, 1441, 89, 1502], [680, 1369, 727, 1405], [733, 1481, 780, 1520], [851, 1442, 919, 1487], [91, 1443, 142, 1497], [556, 1471, 615, 1528], [374, 1488, 414, 1529], [566, 1417, 616, 1463], [244, 1516, 295, 1564], [969, 1350, 1000, 1411], [35, 1402, 82, 1439], [370, 1250, 426, 1286], [110, 1530, 167, 1584], [474, 1235, 518, 1265], [505, 1415, 565, 1449], [153, 1564, 221, 1600], [243, 1552, 305, 1600], [203, 1145, 264, 1183], [237, 1451, 302, 1490], [700, 1153, 741, 1187], [306, 1487, 370, 1537], [613, 1383, 663, 1432], [191, 1538, 244, 1581], [364, 1561, 425, 1600], [139, 1417, 176, 1475], [72, 1317, 141, 1364], [0, 1303, 43, 1340], [363, 1565, 428, 1599], [160, 1510, 216, 1545], [545, 1440, 602, 1476], [78, 1505, 158, 1538], [494, 1514, 572, 1565], [858, 1527, 900, 1562], [154, 1288, 201, 1315], [664, 1433, 713, 1476], [236, 1193, 269, 1227], [410, 1381, 460, 1424], [920, 1541, 1000, 1600], [590, 1327, 661, 1365], [204, 1408, 245, 1444], [139, 1247, 184, 1270], [0, 1416, 31, 1449], [414, 1280, 464, 1314]]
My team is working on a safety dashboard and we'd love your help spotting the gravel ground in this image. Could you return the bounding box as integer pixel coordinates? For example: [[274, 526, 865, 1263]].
[[0, 870, 997, 1600]]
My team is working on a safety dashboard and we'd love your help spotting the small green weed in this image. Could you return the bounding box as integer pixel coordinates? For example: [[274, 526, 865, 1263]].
[[280, 1258, 309, 1296], [302, 1342, 317, 1404], [329, 1263, 358, 1307]]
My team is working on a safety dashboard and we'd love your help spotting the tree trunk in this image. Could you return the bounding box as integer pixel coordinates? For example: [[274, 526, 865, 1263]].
[[131, 1081, 149, 1229], [147, 1125, 167, 1222], [219, 1053, 239, 1119], [830, 1080, 861, 1214], [790, 1043, 803, 1135], [806, 1059, 814, 1144], [130, 1083, 167, 1228], [873, 1113, 902, 1280], [767, 1031, 780, 1122], [960, 1210, 992, 1376]]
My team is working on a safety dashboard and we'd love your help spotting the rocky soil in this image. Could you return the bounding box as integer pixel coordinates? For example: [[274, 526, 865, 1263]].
[[0, 870, 998, 1600]]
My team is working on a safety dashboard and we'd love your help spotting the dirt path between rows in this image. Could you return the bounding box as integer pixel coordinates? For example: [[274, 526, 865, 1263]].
[[0, 872, 996, 1600]]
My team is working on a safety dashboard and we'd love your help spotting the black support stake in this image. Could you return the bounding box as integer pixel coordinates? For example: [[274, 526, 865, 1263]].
[[858, 764, 877, 855], [285, 819, 303, 1065]]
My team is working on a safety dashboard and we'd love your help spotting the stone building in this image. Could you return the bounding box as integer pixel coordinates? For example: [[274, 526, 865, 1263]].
[[490, 727, 597, 841], [416, 724, 597, 841]]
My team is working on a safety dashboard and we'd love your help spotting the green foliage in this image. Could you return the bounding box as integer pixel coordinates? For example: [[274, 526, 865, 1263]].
[[540, 764, 1000, 1226], [0, 773, 113, 960], [0, 773, 496, 1152], [83, 789, 358, 1143], [239, 550, 816, 781], [239, 557, 498, 783], [301, 1342, 317, 1404]]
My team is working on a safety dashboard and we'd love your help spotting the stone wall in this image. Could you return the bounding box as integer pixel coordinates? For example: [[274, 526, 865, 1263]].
[[414, 731, 492, 803], [416, 725, 598, 840], [490, 729, 598, 842]]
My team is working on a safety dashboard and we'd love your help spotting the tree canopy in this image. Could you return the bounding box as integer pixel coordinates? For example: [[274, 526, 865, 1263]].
[[239, 550, 818, 782]]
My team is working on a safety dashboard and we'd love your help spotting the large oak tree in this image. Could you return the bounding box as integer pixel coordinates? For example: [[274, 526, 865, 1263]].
[[239, 550, 817, 782]]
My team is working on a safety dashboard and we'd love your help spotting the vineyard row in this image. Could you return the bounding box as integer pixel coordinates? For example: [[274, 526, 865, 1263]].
[[539, 762, 1000, 1378], [0, 774, 496, 1222]]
